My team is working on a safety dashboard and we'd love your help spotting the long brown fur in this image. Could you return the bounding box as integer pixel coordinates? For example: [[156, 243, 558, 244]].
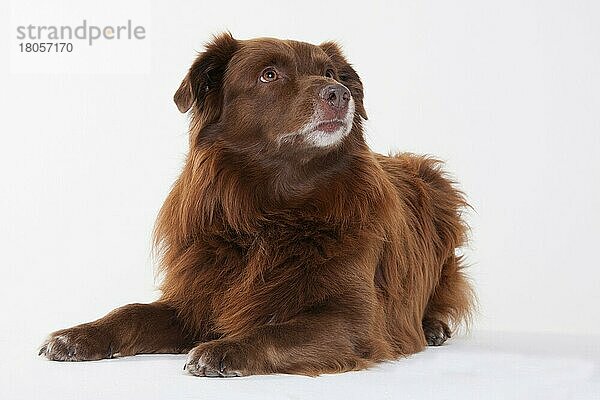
[[40, 33, 474, 377]]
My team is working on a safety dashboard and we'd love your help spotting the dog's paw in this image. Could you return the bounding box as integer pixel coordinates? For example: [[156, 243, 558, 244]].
[[39, 324, 113, 361], [184, 340, 250, 377], [423, 318, 452, 346]]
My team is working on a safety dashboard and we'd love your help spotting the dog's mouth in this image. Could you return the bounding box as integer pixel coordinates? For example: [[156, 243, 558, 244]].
[[314, 119, 346, 134], [278, 98, 355, 149]]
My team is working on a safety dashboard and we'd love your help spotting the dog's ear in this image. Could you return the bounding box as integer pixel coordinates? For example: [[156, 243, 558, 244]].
[[319, 41, 368, 120], [174, 33, 239, 119]]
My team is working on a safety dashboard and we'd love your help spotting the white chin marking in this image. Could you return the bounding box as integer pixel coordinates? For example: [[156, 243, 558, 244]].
[[304, 122, 350, 147], [279, 98, 355, 148]]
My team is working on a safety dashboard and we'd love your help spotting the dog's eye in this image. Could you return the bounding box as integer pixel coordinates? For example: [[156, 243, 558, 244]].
[[260, 67, 279, 83], [325, 69, 335, 79]]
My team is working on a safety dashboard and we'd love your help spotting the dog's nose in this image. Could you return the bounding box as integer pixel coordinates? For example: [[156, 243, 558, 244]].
[[320, 84, 350, 109]]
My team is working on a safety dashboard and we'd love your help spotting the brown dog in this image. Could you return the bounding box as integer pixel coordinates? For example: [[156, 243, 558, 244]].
[[40, 33, 474, 377]]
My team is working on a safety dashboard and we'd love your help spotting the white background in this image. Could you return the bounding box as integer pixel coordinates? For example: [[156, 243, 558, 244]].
[[1, 0, 599, 398]]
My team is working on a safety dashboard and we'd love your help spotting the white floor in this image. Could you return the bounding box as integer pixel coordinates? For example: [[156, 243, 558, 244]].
[[3, 331, 599, 400]]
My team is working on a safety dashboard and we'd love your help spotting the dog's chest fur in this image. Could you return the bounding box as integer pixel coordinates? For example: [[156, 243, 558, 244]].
[[174, 215, 379, 338]]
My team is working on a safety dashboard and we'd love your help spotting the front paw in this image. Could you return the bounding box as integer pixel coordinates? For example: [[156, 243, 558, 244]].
[[185, 340, 251, 377], [39, 324, 113, 361]]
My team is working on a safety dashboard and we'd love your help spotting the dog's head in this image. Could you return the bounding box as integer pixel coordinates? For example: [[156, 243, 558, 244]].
[[175, 33, 367, 153]]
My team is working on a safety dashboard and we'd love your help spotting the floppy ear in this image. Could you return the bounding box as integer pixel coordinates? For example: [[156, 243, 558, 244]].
[[319, 41, 368, 120], [174, 32, 239, 120], [174, 75, 194, 113]]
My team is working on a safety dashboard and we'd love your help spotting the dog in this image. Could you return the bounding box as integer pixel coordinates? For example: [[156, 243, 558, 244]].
[[39, 33, 474, 377]]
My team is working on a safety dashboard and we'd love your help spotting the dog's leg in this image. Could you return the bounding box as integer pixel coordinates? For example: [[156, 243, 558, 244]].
[[184, 303, 386, 377], [39, 302, 193, 361], [422, 254, 474, 346]]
